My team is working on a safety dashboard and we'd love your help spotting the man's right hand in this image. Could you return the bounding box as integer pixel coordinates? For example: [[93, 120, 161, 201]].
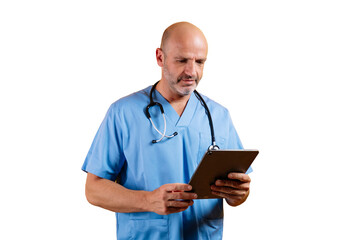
[[145, 183, 198, 215]]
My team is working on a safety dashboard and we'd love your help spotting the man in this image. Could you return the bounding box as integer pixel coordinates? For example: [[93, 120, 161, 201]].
[[83, 22, 252, 239]]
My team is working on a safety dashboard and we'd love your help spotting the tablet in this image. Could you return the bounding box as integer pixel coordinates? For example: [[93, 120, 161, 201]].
[[188, 149, 259, 199]]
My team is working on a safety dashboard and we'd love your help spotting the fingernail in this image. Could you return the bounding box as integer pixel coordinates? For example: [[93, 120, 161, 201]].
[[193, 194, 198, 198]]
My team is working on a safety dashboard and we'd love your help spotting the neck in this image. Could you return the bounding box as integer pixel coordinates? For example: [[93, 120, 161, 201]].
[[156, 80, 191, 116]]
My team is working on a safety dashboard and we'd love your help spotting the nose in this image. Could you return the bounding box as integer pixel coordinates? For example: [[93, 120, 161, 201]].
[[184, 60, 196, 78]]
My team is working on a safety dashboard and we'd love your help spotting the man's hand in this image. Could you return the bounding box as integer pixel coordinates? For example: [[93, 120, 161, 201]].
[[145, 183, 198, 215], [211, 173, 251, 206]]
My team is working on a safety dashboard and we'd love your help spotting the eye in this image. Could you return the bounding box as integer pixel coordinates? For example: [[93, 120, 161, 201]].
[[196, 59, 206, 65], [178, 59, 187, 63]]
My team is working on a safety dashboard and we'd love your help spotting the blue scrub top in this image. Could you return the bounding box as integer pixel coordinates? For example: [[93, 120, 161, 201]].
[[82, 86, 251, 240]]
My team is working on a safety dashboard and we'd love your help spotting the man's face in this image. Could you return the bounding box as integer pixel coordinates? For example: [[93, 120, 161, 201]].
[[160, 35, 208, 97]]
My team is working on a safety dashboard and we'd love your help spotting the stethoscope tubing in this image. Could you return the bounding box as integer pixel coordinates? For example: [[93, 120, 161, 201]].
[[146, 81, 219, 150]]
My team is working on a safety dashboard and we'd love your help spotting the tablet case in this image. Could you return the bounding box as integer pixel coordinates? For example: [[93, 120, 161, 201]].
[[188, 149, 259, 199]]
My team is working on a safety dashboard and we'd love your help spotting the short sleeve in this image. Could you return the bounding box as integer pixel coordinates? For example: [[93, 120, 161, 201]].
[[82, 104, 125, 181]]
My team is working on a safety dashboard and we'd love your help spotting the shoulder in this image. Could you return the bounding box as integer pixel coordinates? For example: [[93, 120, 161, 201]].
[[195, 91, 230, 117], [109, 86, 151, 114]]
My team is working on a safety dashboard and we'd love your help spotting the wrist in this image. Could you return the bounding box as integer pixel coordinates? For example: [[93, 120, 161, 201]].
[[141, 190, 153, 212]]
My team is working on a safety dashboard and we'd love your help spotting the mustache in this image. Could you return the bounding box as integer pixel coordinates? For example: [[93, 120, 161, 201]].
[[177, 75, 198, 83]]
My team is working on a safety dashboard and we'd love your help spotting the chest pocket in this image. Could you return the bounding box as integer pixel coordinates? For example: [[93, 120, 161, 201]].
[[197, 133, 225, 163]]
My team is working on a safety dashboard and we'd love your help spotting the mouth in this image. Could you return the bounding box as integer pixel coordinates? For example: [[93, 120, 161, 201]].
[[182, 79, 195, 83], [178, 78, 197, 85]]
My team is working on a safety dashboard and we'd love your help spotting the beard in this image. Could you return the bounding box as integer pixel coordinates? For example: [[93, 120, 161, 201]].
[[163, 65, 199, 97]]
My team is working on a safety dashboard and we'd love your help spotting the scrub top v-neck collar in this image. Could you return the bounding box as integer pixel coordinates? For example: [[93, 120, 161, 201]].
[[152, 88, 199, 127]]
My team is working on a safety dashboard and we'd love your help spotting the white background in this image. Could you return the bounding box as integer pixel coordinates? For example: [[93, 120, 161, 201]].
[[1, 0, 359, 239]]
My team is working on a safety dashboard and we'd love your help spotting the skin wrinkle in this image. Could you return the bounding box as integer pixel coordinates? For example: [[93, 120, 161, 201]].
[[156, 22, 208, 115], [84, 22, 251, 226]]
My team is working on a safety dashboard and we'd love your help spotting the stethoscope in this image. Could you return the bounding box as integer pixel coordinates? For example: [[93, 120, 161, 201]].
[[145, 81, 219, 150]]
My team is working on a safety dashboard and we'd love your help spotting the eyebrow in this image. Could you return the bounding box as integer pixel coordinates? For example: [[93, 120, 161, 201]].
[[175, 56, 207, 62]]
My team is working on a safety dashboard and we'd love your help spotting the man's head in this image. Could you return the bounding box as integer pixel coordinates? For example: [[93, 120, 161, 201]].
[[156, 22, 208, 98]]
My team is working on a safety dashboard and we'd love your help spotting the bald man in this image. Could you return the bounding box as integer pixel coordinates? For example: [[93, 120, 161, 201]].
[[83, 22, 252, 240]]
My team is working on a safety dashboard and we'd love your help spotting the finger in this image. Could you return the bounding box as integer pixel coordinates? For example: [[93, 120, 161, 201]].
[[211, 190, 244, 200], [211, 185, 248, 196], [167, 199, 194, 208], [166, 206, 189, 214], [164, 183, 192, 192], [168, 191, 198, 200], [228, 173, 251, 182], [215, 180, 250, 190]]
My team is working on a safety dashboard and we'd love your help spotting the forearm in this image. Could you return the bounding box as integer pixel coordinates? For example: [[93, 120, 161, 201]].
[[85, 173, 150, 213]]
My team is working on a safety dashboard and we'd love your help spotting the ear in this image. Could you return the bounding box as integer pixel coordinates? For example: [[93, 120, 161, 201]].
[[156, 48, 164, 67]]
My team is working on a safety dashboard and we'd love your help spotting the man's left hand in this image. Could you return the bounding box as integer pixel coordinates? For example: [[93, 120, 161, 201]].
[[210, 172, 251, 206]]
